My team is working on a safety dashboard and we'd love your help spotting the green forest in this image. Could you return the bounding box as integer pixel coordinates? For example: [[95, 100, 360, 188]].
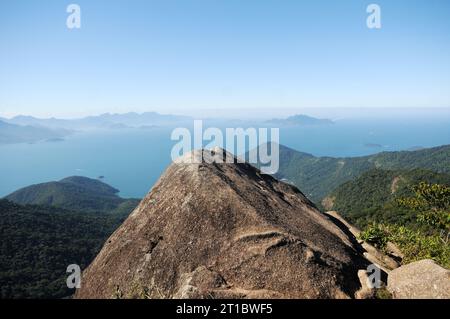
[[0, 176, 139, 298], [326, 168, 450, 228], [0, 200, 126, 298]]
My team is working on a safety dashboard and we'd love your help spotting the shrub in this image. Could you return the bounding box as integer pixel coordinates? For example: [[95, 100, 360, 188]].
[[359, 224, 389, 249]]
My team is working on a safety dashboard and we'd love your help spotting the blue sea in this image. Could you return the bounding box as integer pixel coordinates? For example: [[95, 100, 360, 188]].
[[1, 117, 450, 198]]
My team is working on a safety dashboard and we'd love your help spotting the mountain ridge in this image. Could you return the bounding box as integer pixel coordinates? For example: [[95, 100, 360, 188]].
[[0, 119, 71, 144], [262, 143, 450, 203], [3, 112, 191, 130]]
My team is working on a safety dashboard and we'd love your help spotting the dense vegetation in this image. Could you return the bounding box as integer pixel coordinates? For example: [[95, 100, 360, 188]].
[[272, 144, 450, 203], [5, 176, 140, 217], [359, 182, 450, 268], [267, 143, 450, 268], [0, 200, 126, 298], [326, 168, 450, 228], [0, 177, 140, 298]]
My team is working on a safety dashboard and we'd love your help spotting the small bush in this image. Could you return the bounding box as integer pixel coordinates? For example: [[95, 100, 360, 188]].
[[359, 224, 389, 249], [375, 288, 392, 299]]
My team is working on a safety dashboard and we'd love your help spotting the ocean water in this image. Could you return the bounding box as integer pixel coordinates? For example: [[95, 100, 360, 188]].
[[1, 117, 450, 199]]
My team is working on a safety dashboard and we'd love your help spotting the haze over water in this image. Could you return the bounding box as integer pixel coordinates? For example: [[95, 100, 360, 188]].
[[2, 116, 450, 199]]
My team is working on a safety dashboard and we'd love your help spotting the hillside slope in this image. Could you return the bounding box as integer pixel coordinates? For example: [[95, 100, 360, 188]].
[[269, 143, 450, 203], [5, 176, 140, 216], [323, 169, 450, 228]]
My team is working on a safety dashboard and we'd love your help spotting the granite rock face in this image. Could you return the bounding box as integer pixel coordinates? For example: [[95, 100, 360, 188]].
[[388, 259, 450, 299], [76, 149, 369, 299]]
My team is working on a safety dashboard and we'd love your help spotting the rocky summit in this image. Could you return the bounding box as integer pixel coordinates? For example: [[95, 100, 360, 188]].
[[76, 148, 370, 299]]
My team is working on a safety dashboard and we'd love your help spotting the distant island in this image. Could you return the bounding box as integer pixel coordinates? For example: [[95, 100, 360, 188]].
[[364, 143, 383, 148], [266, 114, 334, 126]]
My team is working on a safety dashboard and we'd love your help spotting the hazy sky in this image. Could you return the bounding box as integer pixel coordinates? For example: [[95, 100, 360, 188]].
[[1, 0, 450, 118]]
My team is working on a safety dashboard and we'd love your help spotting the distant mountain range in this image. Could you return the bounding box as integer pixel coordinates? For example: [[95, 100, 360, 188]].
[[0, 112, 192, 144], [4, 176, 140, 217], [0, 119, 71, 144], [3, 112, 191, 130], [266, 114, 334, 126]]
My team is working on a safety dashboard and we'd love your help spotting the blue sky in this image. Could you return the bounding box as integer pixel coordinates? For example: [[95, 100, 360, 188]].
[[1, 0, 450, 118]]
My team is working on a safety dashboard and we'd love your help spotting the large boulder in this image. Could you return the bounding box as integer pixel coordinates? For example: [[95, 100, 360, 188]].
[[388, 259, 450, 299], [76, 149, 370, 299]]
